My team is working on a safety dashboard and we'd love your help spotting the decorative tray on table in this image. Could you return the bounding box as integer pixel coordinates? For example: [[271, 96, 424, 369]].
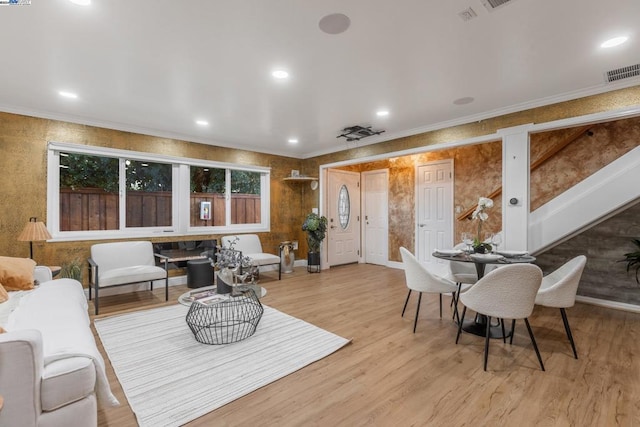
[[469, 253, 503, 261], [495, 250, 529, 258], [433, 249, 463, 256]]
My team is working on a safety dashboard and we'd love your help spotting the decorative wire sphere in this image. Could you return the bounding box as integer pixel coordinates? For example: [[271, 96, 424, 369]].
[[185, 289, 264, 345]]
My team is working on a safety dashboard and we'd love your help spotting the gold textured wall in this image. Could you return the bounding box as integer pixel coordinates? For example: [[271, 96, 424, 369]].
[[530, 116, 640, 210], [1, 85, 639, 279], [0, 112, 304, 283], [335, 142, 502, 261], [306, 85, 640, 261]]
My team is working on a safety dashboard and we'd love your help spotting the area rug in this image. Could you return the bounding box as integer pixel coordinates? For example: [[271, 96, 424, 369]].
[[94, 304, 350, 427]]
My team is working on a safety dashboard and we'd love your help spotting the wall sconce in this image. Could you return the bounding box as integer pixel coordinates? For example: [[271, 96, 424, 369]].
[[17, 217, 52, 261]]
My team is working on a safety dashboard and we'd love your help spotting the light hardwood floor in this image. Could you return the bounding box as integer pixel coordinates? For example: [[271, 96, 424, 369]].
[[91, 264, 640, 426]]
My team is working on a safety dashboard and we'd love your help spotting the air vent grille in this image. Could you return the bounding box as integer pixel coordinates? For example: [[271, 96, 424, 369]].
[[481, 0, 513, 11], [605, 64, 640, 83]]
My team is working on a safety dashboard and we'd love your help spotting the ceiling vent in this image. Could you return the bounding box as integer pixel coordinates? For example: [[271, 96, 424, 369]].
[[481, 0, 515, 12], [605, 64, 640, 83], [337, 125, 385, 142]]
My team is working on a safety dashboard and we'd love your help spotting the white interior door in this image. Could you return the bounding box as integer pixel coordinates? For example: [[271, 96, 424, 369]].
[[327, 169, 360, 266], [362, 169, 388, 266], [416, 160, 453, 276]]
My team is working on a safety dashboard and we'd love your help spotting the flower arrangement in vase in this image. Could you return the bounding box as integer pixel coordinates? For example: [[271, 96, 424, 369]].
[[214, 238, 254, 293], [471, 196, 494, 253]]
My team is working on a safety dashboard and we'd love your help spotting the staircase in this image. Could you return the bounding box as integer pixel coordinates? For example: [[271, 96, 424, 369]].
[[528, 145, 640, 254]]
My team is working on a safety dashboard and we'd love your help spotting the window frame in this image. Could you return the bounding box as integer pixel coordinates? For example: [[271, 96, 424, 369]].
[[47, 141, 271, 241]]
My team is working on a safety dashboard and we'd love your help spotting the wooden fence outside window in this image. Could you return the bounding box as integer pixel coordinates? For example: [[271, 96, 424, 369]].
[[59, 188, 260, 231]]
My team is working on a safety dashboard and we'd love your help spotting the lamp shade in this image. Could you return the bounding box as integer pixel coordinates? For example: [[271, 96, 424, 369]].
[[17, 217, 52, 242]]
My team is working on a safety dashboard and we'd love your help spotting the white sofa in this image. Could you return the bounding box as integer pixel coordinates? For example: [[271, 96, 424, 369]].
[[222, 234, 281, 279], [0, 267, 118, 427], [88, 240, 168, 314]]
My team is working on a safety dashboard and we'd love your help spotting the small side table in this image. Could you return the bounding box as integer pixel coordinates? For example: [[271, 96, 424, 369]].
[[49, 266, 62, 278]]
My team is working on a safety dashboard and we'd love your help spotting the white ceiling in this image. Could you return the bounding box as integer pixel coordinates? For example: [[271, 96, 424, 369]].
[[0, 0, 638, 159]]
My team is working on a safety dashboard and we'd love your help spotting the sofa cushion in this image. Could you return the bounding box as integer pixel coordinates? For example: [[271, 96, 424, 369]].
[[41, 356, 96, 411], [0, 256, 36, 291], [98, 265, 166, 287]]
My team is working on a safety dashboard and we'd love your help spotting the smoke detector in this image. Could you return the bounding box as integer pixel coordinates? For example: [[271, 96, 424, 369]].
[[458, 7, 477, 22]]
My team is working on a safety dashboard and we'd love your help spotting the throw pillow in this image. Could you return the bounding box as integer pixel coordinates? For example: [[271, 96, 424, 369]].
[[0, 256, 37, 291], [0, 283, 8, 303], [0, 326, 5, 333]]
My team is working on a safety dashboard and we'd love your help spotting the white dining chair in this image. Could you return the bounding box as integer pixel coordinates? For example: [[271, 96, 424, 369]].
[[448, 243, 479, 285], [456, 263, 545, 371], [400, 247, 460, 333], [447, 243, 478, 318], [535, 255, 587, 359]]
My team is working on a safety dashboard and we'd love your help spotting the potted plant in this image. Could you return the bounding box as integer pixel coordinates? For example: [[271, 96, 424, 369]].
[[619, 238, 640, 284], [302, 212, 327, 272], [60, 258, 83, 282]]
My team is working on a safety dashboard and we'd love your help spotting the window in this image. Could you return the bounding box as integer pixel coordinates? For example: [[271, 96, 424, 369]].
[[190, 166, 225, 227], [59, 152, 119, 231], [125, 160, 173, 228], [47, 142, 271, 240], [230, 170, 261, 225], [338, 184, 350, 229]]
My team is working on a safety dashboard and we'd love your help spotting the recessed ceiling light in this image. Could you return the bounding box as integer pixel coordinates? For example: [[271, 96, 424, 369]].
[[376, 110, 390, 117], [69, 0, 91, 5], [58, 91, 78, 99], [195, 120, 209, 126], [272, 70, 289, 79], [288, 138, 298, 144], [453, 96, 475, 105], [601, 36, 628, 48]]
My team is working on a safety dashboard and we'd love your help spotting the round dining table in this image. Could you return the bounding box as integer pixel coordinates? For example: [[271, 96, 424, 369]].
[[433, 250, 536, 338]]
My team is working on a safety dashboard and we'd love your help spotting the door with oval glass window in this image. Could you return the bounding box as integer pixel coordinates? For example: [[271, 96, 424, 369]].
[[327, 169, 360, 266]]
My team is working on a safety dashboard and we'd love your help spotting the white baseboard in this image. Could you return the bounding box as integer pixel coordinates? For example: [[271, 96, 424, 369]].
[[575, 295, 640, 314], [387, 260, 403, 270]]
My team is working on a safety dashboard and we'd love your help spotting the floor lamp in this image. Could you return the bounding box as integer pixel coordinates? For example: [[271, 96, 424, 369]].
[[17, 217, 52, 262]]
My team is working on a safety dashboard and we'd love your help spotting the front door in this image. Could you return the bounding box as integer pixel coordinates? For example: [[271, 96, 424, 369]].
[[327, 169, 360, 266], [416, 160, 453, 276]]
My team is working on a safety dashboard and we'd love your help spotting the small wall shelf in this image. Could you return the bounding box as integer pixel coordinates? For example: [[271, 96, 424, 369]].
[[283, 177, 318, 182], [283, 176, 319, 190]]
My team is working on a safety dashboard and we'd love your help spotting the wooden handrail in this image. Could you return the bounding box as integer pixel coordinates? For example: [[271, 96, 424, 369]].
[[456, 125, 592, 221]]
